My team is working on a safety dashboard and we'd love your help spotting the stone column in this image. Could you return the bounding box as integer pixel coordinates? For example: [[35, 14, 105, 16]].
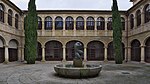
[[41, 46, 45, 62], [4, 12, 8, 25], [105, 17, 107, 30], [134, 17, 137, 29], [62, 46, 66, 62], [141, 12, 145, 26], [125, 47, 128, 62], [12, 16, 15, 28], [104, 46, 108, 62], [140, 45, 145, 63], [84, 46, 87, 62], [21, 47, 24, 62], [84, 20, 87, 36], [74, 20, 76, 36], [128, 46, 131, 61], [94, 18, 97, 30], [63, 20, 66, 36], [42, 18, 44, 30], [18, 46, 22, 61], [4, 45, 9, 63]]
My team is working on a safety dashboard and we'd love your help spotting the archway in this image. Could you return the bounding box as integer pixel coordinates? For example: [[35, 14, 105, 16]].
[[66, 40, 84, 61], [145, 37, 150, 63], [8, 40, 18, 62], [131, 40, 141, 62], [45, 41, 63, 61], [0, 37, 4, 63], [36, 42, 42, 61], [87, 41, 104, 61]]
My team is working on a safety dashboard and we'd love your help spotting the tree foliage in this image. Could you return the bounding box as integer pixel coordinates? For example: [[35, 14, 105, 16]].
[[112, 0, 123, 64], [24, 0, 38, 64]]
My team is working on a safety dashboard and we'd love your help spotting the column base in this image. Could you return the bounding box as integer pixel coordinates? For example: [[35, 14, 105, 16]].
[[41, 60, 46, 62], [4, 61, 9, 64], [83, 59, 87, 62], [104, 59, 108, 62], [62, 59, 66, 62], [140, 60, 145, 64]]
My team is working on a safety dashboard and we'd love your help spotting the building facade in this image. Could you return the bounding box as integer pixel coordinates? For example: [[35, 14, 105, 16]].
[[0, 0, 149, 63]]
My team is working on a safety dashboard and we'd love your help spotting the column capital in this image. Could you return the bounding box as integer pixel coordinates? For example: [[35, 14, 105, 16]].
[[4, 45, 9, 47], [140, 45, 145, 48], [42, 45, 45, 48]]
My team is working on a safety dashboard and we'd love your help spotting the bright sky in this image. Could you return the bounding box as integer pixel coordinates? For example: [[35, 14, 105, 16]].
[[11, 0, 133, 10]]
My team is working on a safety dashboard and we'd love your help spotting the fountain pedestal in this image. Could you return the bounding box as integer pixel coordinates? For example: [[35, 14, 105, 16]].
[[73, 59, 83, 67]]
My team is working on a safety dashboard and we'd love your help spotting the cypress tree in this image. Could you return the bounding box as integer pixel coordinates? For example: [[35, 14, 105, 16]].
[[24, 0, 38, 64], [112, 0, 123, 64]]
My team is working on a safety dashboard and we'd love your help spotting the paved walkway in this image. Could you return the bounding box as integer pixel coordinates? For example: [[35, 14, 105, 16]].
[[0, 61, 149, 84]]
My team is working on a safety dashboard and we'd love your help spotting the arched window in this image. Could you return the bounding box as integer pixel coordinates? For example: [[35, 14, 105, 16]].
[[8, 9, 13, 26], [145, 37, 150, 63], [144, 4, 150, 23], [136, 10, 141, 26], [76, 16, 84, 30], [65, 16, 74, 30], [55, 16, 63, 30], [0, 4, 4, 23], [121, 17, 125, 30], [87, 41, 104, 61], [130, 14, 134, 29], [131, 39, 141, 62], [38, 17, 42, 30], [87, 17, 95, 30], [107, 17, 112, 30], [45, 16, 52, 30], [45, 41, 63, 61], [97, 17, 105, 30], [15, 14, 19, 29]]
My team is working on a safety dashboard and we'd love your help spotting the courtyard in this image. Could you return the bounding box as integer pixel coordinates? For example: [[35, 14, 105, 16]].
[[0, 61, 149, 84]]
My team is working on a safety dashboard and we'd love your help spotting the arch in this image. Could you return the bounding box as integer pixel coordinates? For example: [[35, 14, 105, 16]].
[[8, 39, 18, 62], [107, 17, 112, 30], [121, 17, 125, 30], [8, 9, 13, 26], [0, 3, 5, 23], [130, 14, 134, 29], [65, 16, 74, 30], [136, 10, 141, 26], [97, 17, 105, 30], [66, 40, 84, 61], [15, 14, 19, 29], [76, 16, 84, 30], [87, 41, 104, 61], [131, 39, 141, 62], [107, 42, 125, 61], [144, 4, 150, 23], [55, 16, 63, 30], [38, 16, 42, 30], [0, 36, 5, 63], [45, 40, 63, 61], [36, 42, 42, 61], [86, 16, 95, 30], [44, 16, 52, 30], [145, 37, 150, 63]]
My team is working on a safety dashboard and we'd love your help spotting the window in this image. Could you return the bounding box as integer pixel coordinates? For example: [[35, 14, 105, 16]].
[[144, 4, 150, 23], [97, 17, 105, 30], [55, 16, 63, 30], [15, 14, 19, 29], [38, 17, 42, 30], [130, 14, 134, 29], [107, 17, 112, 30], [8, 9, 13, 26], [87, 17, 95, 30], [121, 17, 125, 30], [45, 16, 52, 30], [76, 16, 84, 30], [65, 16, 74, 30], [136, 10, 141, 26], [0, 4, 4, 23]]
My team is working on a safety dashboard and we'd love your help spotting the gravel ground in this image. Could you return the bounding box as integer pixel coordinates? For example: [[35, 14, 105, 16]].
[[0, 61, 149, 84]]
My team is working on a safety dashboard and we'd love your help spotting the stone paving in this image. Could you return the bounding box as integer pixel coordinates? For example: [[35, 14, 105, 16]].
[[0, 61, 149, 84]]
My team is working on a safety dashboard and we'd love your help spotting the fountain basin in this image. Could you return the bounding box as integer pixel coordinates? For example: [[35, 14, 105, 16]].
[[54, 64, 102, 78]]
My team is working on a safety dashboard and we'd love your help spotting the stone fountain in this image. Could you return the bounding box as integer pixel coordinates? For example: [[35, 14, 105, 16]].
[[54, 42, 102, 78]]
